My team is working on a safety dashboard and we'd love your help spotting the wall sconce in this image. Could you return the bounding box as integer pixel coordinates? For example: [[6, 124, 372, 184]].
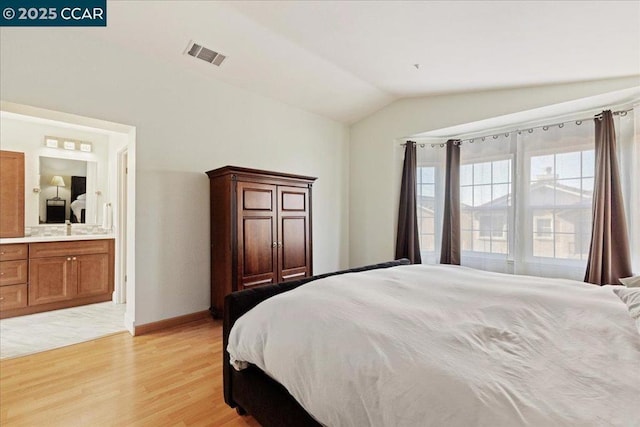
[[44, 136, 92, 153]]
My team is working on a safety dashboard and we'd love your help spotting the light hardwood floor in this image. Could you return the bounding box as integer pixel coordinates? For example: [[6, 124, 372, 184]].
[[0, 318, 260, 426]]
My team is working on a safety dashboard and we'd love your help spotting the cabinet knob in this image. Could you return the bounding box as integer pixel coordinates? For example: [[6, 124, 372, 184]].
[[72, 257, 77, 260], [0, 252, 5, 255], [278, 242, 283, 248], [272, 242, 277, 248], [0, 272, 4, 275], [67, 257, 72, 261], [0, 297, 4, 301]]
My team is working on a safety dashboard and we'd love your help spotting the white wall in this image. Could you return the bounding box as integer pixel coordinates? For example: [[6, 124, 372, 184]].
[[349, 77, 640, 267], [0, 29, 350, 326]]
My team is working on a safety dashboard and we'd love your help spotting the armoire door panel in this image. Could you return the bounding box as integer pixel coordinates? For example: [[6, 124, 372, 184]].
[[281, 190, 306, 211], [242, 217, 275, 278], [281, 217, 307, 270], [243, 188, 274, 211]]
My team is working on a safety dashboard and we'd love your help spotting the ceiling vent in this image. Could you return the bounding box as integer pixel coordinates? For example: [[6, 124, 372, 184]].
[[185, 41, 226, 66]]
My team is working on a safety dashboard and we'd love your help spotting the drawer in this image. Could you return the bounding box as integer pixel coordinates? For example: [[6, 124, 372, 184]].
[[0, 260, 28, 286], [0, 244, 28, 261], [29, 239, 111, 259], [0, 283, 28, 311]]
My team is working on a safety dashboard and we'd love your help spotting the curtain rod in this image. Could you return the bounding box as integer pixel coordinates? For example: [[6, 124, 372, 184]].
[[401, 108, 633, 148]]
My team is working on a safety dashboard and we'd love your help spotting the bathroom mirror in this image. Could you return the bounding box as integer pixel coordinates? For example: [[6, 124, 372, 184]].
[[38, 156, 98, 224]]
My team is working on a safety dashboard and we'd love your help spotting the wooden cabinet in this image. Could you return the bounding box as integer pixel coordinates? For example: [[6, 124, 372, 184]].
[[0, 151, 25, 238], [0, 239, 114, 318], [0, 243, 28, 311], [206, 166, 316, 317]]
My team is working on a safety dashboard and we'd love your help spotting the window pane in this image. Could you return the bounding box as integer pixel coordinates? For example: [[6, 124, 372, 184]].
[[479, 216, 492, 237], [460, 164, 473, 186], [474, 185, 492, 206], [556, 179, 582, 206], [474, 162, 492, 185], [492, 184, 510, 206], [461, 230, 473, 251], [460, 187, 473, 207], [555, 233, 578, 260], [556, 151, 581, 179], [420, 167, 435, 183], [492, 159, 511, 184], [582, 178, 594, 201], [530, 180, 555, 206], [531, 155, 554, 181], [420, 234, 435, 252], [461, 209, 473, 229], [582, 150, 595, 177]]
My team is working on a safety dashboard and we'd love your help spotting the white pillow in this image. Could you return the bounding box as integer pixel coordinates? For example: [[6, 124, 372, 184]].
[[77, 193, 87, 200], [619, 275, 640, 288], [612, 287, 640, 334]]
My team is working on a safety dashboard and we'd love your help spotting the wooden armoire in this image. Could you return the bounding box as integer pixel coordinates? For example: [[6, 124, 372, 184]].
[[206, 166, 316, 317]]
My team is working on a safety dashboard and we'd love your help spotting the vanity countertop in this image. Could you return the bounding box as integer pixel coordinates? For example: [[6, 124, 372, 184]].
[[0, 233, 115, 244]]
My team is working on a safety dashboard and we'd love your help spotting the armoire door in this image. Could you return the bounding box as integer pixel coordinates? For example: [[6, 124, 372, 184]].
[[236, 182, 278, 288], [277, 186, 310, 282]]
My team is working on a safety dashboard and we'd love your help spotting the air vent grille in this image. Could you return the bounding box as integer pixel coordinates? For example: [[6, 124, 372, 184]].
[[186, 41, 226, 67]]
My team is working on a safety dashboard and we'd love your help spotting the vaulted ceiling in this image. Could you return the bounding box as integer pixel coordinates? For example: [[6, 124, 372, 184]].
[[97, 1, 639, 123]]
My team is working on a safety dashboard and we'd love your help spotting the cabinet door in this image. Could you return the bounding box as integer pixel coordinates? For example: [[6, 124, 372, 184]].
[[277, 186, 311, 282], [0, 151, 25, 238], [76, 253, 110, 297], [237, 182, 278, 288], [29, 256, 75, 305]]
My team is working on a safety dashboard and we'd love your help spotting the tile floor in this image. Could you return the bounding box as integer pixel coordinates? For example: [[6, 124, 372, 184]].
[[0, 302, 127, 359]]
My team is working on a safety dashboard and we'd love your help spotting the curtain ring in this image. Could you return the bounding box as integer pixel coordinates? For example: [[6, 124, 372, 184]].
[[440, 143, 445, 148], [470, 139, 474, 143], [576, 120, 582, 125], [558, 123, 564, 128], [504, 133, 509, 137], [492, 135, 498, 139], [528, 129, 534, 133], [481, 137, 486, 141], [431, 144, 436, 148], [543, 126, 549, 131]]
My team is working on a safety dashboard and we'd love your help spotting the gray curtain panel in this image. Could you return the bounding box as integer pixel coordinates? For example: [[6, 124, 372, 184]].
[[395, 141, 422, 264], [584, 110, 632, 285], [440, 140, 461, 265]]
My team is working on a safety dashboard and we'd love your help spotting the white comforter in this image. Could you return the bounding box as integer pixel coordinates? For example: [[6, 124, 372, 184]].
[[228, 265, 640, 427]]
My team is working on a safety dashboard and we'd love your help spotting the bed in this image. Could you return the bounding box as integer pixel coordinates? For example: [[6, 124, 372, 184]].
[[223, 261, 640, 426], [70, 176, 86, 223]]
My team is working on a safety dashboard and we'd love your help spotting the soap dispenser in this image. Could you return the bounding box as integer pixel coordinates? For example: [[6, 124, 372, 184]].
[[66, 220, 72, 236]]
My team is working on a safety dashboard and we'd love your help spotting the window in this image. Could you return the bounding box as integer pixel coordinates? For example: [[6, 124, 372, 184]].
[[416, 166, 436, 253], [460, 159, 512, 255], [413, 108, 637, 280], [535, 218, 553, 238], [528, 149, 593, 260]]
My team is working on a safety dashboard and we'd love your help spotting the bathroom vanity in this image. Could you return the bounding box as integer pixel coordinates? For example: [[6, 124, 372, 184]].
[[0, 235, 114, 319]]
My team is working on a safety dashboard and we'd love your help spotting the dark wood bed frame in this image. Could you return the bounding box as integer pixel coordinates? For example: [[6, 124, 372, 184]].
[[222, 258, 410, 426]]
